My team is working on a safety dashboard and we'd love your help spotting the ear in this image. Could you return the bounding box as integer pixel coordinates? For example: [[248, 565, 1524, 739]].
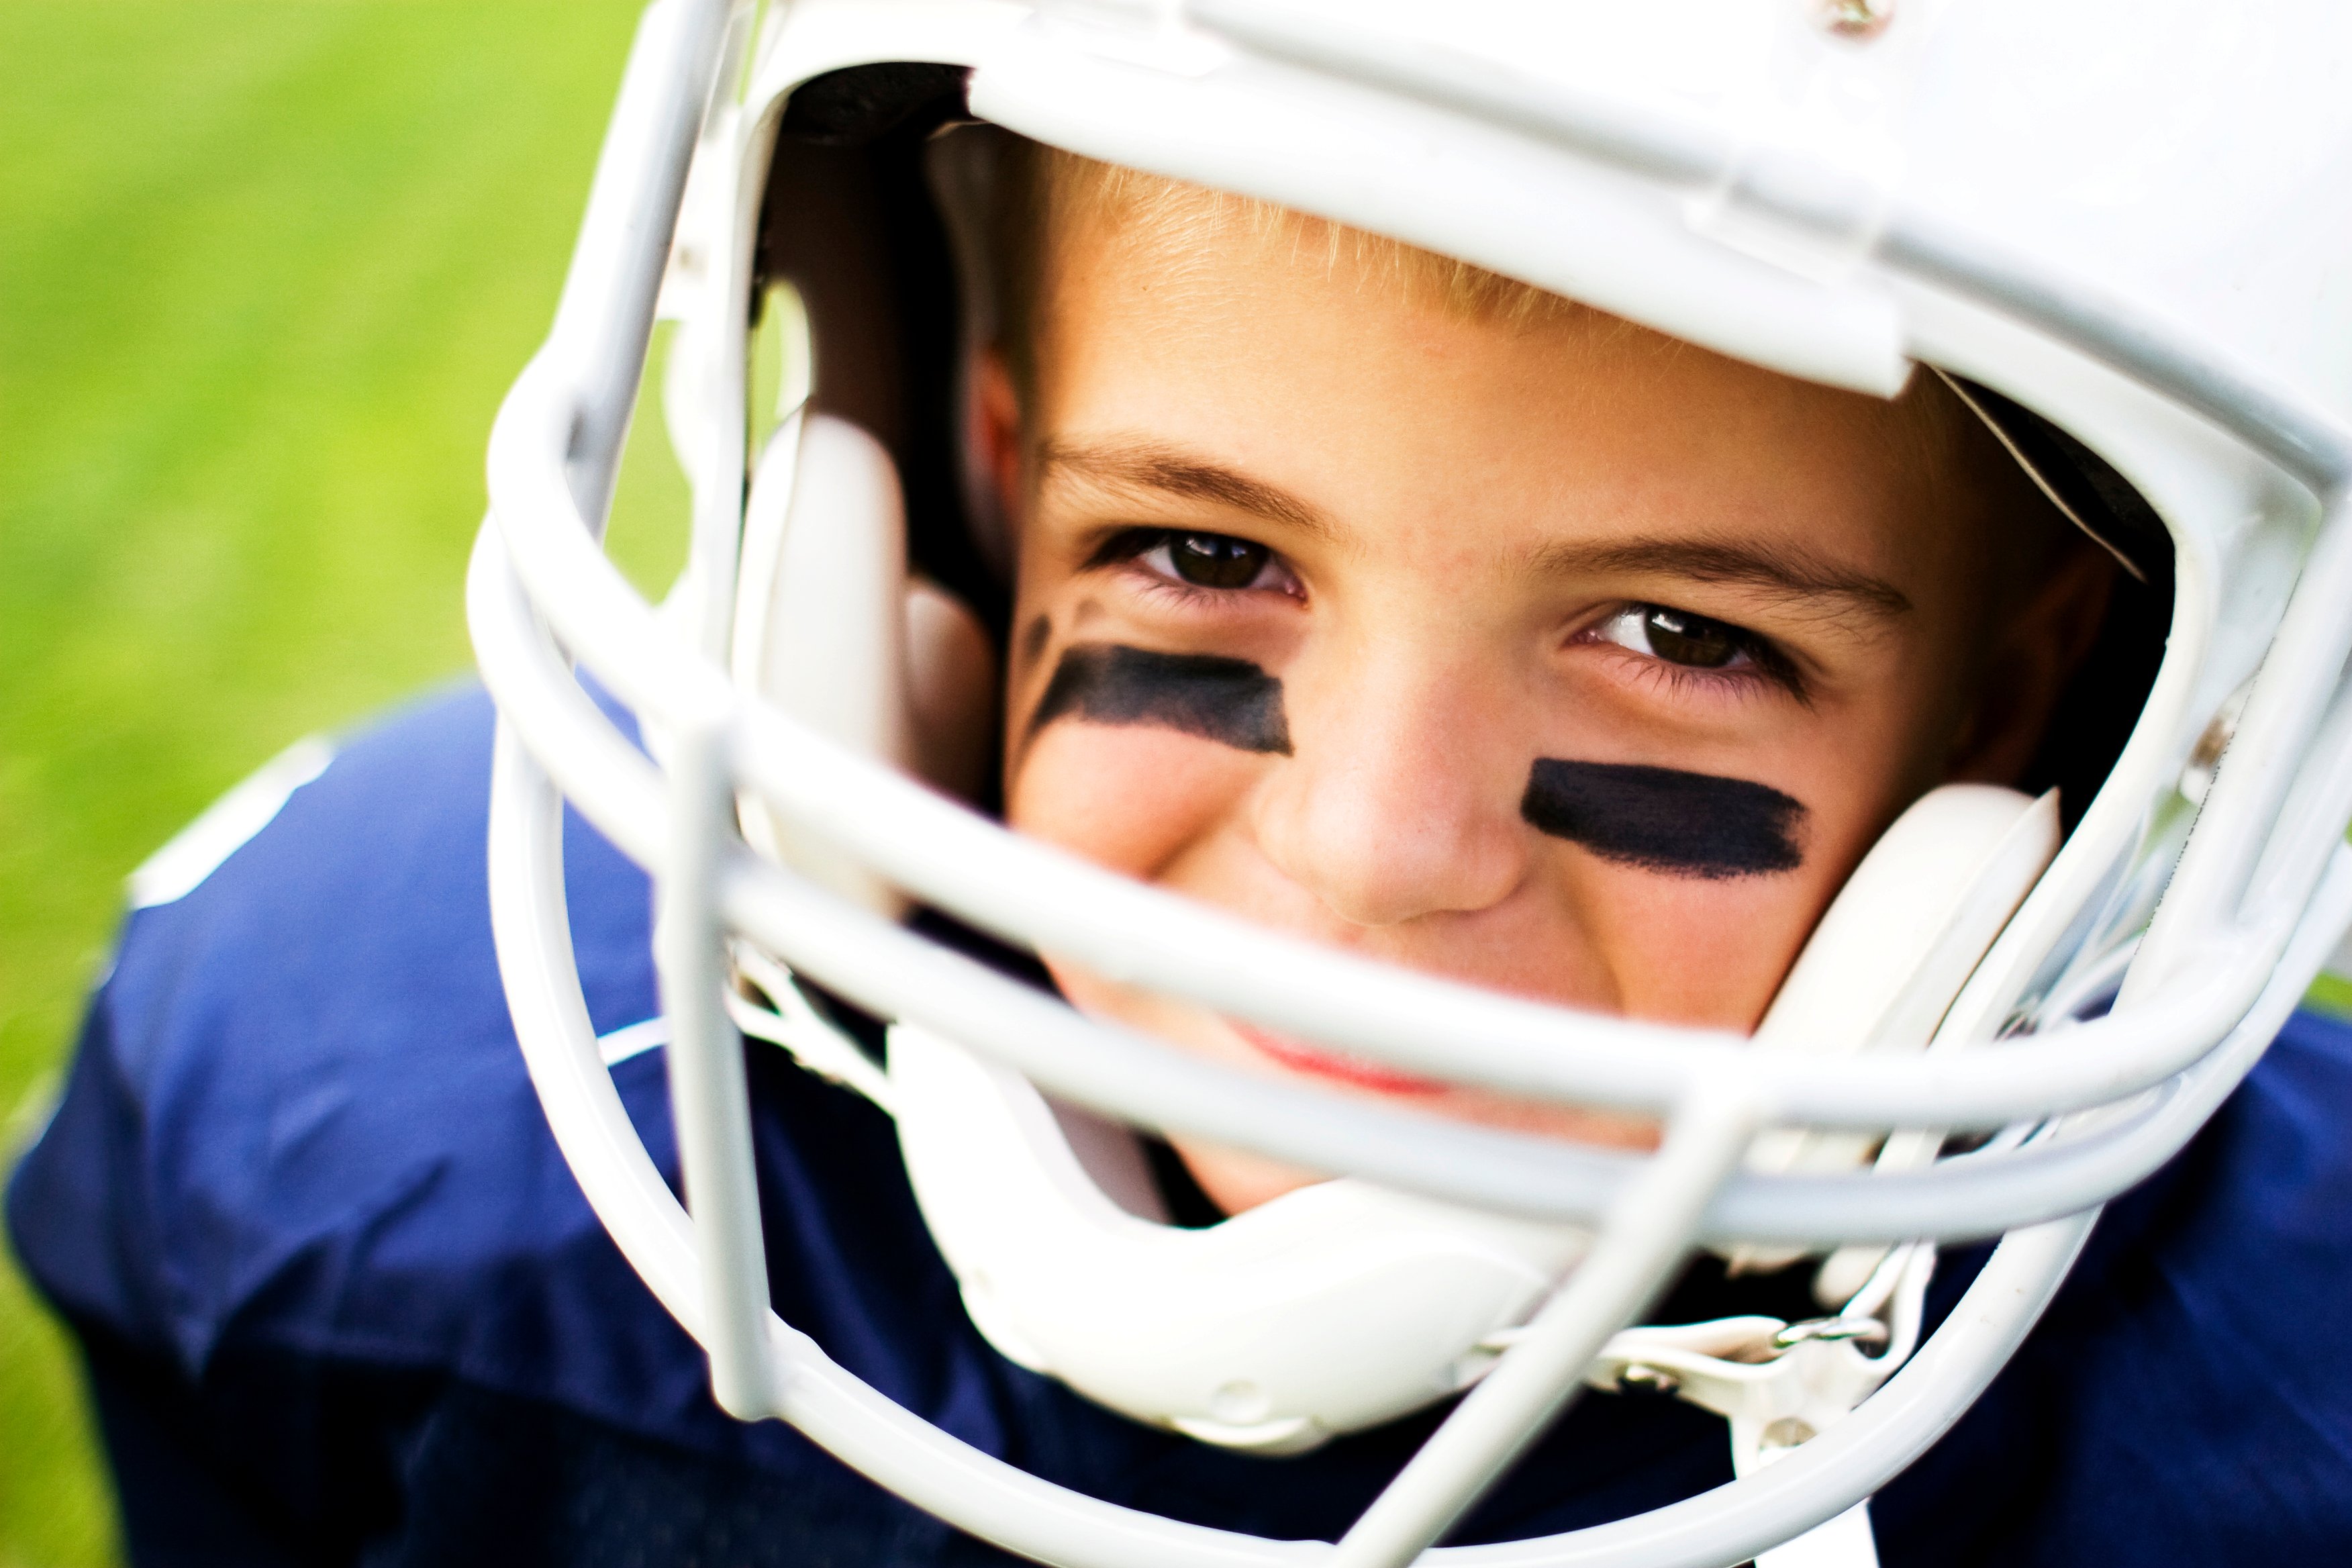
[[1945, 541, 2117, 787], [971, 346, 1027, 537]]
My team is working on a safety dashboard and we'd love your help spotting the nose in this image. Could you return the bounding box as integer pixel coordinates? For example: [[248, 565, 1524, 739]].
[[1250, 642, 1532, 928]]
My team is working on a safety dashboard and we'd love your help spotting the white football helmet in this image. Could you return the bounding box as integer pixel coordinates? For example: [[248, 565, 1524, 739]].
[[468, 1, 2352, 1565]]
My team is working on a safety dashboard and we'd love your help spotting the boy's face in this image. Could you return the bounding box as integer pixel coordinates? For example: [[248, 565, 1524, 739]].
[[986, 205, 2100, 1212]]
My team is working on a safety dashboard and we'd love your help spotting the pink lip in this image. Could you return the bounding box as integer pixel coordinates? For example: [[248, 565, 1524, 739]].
[[1228, 1020, 1450, 1097]]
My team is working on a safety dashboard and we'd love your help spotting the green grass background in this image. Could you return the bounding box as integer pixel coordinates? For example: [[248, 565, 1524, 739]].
[[4, 5, 2351, 1565], [0, 3, 685, 1560]]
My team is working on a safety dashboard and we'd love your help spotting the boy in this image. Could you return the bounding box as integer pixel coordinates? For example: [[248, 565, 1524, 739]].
[[986, 149, 2113, 1206], [14, 15, 2352, 1568]]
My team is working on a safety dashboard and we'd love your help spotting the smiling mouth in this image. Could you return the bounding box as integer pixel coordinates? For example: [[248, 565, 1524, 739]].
[[1226, 1020, 1449, 1097]]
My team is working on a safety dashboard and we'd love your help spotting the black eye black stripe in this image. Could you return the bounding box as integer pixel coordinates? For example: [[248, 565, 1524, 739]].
[[1521, 758, 1805, 878], [1029, 644, 1293, 756]]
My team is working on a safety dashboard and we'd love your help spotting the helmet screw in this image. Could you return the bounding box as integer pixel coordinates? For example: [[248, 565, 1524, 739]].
[[1814, 0, 1894, 38], [1616, 1363, 1682, 1397]]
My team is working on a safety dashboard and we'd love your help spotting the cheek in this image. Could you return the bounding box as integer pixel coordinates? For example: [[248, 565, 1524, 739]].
[[1006, 724, 1262, 882], [1567, 856, 1847, 1029]]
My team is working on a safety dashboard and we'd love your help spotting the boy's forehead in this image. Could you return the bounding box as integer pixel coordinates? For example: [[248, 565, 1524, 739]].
[[1039, 180, 1906, 450], [1034, 152, 1584, 335]]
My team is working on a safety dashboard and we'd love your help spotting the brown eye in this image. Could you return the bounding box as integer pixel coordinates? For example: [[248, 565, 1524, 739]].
[[1169, 532, 1269, 589], [1596, 604, 1753, 669], [1641, 606, 1744, 667]]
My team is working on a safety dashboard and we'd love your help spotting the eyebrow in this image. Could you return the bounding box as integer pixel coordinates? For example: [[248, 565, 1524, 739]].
[[1039, 437, 1335, 538], [1529, 536, 1913, 620], [1040, 438, 1910, 621]]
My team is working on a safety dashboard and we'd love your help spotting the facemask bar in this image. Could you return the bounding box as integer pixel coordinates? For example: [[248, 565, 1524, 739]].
[[469, 1, 2352, 1564]]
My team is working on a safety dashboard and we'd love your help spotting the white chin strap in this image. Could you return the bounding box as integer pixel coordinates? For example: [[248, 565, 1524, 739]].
[[718, 409, 2061, 1560], [889, 1019, 1587, 1453]]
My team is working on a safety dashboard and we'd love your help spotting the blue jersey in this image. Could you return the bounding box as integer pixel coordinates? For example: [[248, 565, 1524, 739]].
[[11, 685, 2352, 1565]]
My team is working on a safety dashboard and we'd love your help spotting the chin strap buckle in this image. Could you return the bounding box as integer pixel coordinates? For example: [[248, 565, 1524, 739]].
[[1549, 1242, 1937, 1568]]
